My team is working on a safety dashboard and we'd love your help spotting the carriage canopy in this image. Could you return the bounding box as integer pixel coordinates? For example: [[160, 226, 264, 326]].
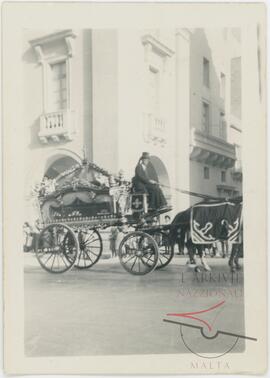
[[37, 160, 123, 224]]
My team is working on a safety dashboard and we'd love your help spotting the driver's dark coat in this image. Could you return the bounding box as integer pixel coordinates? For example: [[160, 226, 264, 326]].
[[133, 162, 151, 192], [132, 162, 167, 209]]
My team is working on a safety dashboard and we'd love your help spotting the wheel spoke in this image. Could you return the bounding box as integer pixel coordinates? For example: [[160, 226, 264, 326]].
[[88, 249, 99, 258], [42, 252, 54, 265], [123, 255, 136, 263], [142, 258, 155, 266], [59, 253, 68, 269], [130, 256, 138, 271], [83, 248, 94, 263], [57, 254, 60, 270], [59, 252, 69, 267], [87, 237, 99, 243], [84, 248, 99, 257], [83, 251, 87, 267], [50, 253, 57, 269], [145, 254, 155, 263], [160, 254, 170, 260], [57, 254, 62, 270], [84, 234, 98, 243], [77, 250, 83, 265]]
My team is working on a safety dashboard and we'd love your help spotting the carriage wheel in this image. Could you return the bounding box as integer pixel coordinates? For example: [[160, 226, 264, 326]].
[[35, 224, 78, 273], [73, 229, 103, 269], [152, 231, 174, 269], [118, 231, 159, 275]]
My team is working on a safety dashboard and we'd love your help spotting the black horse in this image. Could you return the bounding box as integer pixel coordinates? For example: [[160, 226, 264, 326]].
[[168, 207, 242, 272], [168, 209, 211, 272]]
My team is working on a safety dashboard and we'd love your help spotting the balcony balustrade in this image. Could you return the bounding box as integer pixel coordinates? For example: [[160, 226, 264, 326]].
[[39, 110, 76, 144], [143, 113, 166, 146]]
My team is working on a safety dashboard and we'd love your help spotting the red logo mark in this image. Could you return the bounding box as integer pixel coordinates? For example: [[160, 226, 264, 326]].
[[166, 300, 225, 332]]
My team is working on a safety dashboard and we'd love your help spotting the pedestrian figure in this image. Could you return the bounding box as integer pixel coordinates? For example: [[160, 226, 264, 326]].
[[175, 227, 185, 255], [210, 241, 218, 257], [109, 227, 118, 257], [220, 219, 230, 258], [23, 222, 33, 252]]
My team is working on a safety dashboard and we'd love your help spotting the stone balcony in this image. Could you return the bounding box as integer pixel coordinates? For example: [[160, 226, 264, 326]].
[[39, 110, 76, 144], [143, 113, 166, 147], [216, 184, 240, 198], [190, 127, 236, 169]]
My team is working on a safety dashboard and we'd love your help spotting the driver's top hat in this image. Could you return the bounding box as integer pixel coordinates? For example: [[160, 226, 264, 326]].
[[141, 152, 150, 160]]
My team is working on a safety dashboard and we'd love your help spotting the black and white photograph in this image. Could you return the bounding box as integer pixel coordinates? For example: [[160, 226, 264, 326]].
[[3, 2, 267, 375]]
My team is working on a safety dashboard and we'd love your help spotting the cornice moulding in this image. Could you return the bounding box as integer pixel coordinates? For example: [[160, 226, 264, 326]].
[[30, 29, 77, 48], [141, 34, 175, 57]]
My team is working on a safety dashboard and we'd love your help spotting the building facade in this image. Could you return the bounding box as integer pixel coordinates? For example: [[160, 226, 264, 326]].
[[23, 28, 242, 222], [189, 28, 242, 202]]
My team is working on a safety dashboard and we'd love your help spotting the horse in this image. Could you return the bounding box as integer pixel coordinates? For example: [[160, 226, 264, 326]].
[[228, 242, 242, 272], [169, 210, 212, 272], [168, 210, 242, 273]]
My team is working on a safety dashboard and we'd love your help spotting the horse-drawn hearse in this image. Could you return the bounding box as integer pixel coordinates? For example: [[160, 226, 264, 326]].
[[33, 158, 243, 275]]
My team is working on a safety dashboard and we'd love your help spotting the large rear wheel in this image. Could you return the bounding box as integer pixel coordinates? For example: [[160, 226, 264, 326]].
[[35, 223, 78, 273]]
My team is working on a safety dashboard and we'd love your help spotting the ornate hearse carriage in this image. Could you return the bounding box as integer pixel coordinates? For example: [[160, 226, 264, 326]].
[[34, 159, 173, 275], [33, 158, 242, 275]]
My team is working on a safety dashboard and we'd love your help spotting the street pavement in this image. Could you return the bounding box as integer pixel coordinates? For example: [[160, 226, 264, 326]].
[[24, 252, 245, 357]]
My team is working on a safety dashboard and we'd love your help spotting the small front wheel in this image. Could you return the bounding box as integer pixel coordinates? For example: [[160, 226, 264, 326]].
[[118, 231, 159, 275]]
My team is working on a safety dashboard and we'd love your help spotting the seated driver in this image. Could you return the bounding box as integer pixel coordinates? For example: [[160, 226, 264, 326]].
[[132, 152, 168, 212]]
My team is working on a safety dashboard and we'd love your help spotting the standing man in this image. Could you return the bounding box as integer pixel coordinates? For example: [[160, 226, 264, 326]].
[[220, 219, 229, 258], [109, 226, 118, 257], [133, 152, 168, 212]]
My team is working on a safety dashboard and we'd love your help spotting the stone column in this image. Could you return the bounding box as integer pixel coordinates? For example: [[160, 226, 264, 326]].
[[91, 30, 119, 174], [175, 29, 192, 211]]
